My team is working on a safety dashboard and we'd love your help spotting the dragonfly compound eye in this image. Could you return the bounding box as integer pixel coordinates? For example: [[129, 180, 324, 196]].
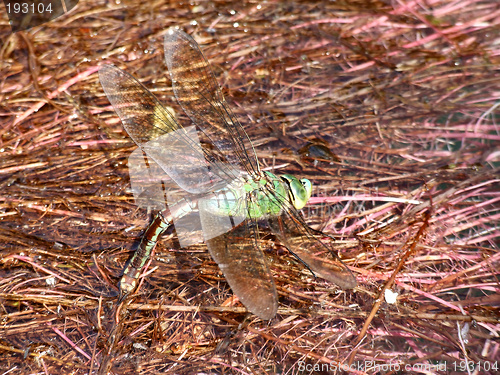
[[281, 175, 312, 210]]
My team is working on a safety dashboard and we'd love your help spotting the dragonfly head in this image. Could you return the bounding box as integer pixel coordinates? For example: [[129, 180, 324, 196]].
[[281, 174, 312, 210]]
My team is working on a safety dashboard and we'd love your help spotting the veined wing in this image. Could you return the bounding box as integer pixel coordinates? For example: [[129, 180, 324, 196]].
[[269, 203, 357, 290], [199, 199, 277, 320], [99, 65, 235, 194], [164, 29, 260, 177]]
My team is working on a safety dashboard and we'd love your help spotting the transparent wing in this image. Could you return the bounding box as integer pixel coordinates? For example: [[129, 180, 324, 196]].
[[164, 29, 260, 177], [99, 65, 236, 194], [268, 201, 357, 291], [199, 202, 277, 320]]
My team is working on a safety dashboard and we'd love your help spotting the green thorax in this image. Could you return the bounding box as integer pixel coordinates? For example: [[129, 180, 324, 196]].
[[203, 171, 312, 220]]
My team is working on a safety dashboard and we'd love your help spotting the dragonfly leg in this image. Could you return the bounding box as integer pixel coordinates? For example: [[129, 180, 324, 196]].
[[120, 210, 171, 295]]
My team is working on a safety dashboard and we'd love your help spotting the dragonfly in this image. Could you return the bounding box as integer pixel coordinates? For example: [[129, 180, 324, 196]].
[[99, 28, 356, 320]]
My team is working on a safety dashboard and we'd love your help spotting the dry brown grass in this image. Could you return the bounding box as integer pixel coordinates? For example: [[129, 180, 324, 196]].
[[1, 0, 499, 374]]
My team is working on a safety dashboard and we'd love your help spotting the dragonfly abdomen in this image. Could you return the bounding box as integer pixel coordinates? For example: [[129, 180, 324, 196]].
[[120, 210, 171, 294], [120, 198, 195, 295]]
